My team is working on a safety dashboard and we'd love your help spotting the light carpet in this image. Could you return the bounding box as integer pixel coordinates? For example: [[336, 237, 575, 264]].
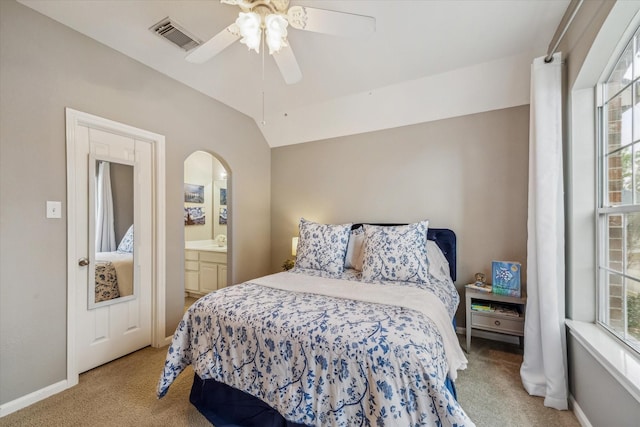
[[0, 336, 581, 426]]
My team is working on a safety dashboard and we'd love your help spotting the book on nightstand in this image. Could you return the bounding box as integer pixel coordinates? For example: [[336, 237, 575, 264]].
[[470, 302, 494, 312], [466, 283, 493, 293]]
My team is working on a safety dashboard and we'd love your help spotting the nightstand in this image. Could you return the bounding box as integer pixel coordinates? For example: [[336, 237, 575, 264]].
[[465, 287, 526, 352]]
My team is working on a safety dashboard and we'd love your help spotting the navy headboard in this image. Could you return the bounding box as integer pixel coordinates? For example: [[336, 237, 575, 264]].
[[351, 224, 457, 282]]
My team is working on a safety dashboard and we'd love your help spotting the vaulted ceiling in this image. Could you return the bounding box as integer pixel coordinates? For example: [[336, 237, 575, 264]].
[[18, 0, 569, 147]]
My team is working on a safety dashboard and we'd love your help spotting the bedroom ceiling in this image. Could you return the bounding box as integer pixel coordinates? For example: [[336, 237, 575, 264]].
[[17, 0, 570, 147]]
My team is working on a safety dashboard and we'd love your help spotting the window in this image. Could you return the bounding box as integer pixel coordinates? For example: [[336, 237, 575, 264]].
[[598, 25, 640, 353]]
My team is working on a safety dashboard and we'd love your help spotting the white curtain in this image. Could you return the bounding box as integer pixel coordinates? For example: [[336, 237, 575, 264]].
[[520, 52, 568, 410], [95, 161, 116, 252]]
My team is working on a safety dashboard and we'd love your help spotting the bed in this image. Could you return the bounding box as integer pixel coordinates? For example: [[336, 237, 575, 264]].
[[94, 224, 134, 303], [157, 220, 474, 426]]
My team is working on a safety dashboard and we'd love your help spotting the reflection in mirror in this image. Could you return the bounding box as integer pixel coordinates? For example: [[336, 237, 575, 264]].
[[90, 157, 135, 308]]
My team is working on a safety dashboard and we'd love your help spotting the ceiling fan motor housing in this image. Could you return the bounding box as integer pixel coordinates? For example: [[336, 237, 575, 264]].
[[232, 0, 290, 16]]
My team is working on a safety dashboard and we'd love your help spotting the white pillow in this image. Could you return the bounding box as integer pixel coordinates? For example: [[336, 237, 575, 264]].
[[426, 240, 451, 281], [344, 227, 365, 271], [294, 218, 352, 276], [361, 220, 430, 283], [116, 225, 134, 253]]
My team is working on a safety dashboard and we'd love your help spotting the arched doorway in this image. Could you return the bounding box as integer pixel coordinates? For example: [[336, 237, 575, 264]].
[[183, 151, 229, 310]]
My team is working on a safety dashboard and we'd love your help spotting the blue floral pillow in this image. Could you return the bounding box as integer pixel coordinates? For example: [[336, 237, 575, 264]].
[[293, 218, 351, 276], [116, 225, 134, 253], [361, 221, 430, 284]]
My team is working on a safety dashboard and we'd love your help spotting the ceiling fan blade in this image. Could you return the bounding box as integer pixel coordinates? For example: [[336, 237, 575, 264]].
[[287, 6, 375, 36], [185, 23, 241, 64], [272, 45, 302, 85]]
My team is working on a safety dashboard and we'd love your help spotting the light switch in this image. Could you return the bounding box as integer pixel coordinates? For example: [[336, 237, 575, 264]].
[[46, 201, 62, 219]]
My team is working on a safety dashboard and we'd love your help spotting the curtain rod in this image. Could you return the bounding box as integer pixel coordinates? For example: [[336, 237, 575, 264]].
[[545, 0, 584, 63]]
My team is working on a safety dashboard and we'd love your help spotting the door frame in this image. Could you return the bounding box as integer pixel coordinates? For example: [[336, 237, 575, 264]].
[[65, 108, 166, 387]]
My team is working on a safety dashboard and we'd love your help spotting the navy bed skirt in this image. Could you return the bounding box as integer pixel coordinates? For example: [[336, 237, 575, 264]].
[[189, 373, 458, 426], [189, 374, 309, 427]]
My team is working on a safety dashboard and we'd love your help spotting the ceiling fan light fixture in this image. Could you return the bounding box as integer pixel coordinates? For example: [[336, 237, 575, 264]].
[[188, 0, 375, 85], [265, 14, 288, 54], [236, 11, 262, 52]]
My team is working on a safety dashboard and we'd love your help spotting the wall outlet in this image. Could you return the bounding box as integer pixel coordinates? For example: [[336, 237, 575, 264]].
[[46, 201, 62, 219]]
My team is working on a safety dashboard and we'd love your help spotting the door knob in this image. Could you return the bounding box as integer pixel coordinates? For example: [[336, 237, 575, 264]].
[[78, 257, 89, 266]]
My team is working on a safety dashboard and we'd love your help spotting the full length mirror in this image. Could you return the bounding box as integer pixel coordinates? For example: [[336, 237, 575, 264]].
[[89, 155, 135, 309]]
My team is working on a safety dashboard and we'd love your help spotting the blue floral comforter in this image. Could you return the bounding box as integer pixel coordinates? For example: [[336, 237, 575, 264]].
[[157, 272, 474, 426]]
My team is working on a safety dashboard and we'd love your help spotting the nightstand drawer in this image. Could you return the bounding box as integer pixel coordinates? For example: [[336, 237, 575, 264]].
[[471, 312, 524, 335]]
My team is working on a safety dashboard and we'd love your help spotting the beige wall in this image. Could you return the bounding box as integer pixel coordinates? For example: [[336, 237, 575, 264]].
[[272, 105, 530, 325], [0, 0, 271, 405], [184, 151, 215, 241]]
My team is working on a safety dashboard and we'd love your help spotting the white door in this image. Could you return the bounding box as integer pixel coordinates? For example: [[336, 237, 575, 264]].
[[73, 124, 152, 373]]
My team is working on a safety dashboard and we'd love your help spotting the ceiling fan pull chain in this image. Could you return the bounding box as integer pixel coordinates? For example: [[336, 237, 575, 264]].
[[261, 29, 266, 125], [261, 26, 265, 81]]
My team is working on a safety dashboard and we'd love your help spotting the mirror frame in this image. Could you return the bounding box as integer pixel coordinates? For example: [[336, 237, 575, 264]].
[[88, 153, 136, 309]]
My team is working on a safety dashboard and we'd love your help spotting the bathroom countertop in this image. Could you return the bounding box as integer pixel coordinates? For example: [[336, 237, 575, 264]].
[[185, 239, 227, 253]]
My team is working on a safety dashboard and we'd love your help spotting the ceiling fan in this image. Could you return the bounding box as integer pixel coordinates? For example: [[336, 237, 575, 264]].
[[186, 0, 376, 84]]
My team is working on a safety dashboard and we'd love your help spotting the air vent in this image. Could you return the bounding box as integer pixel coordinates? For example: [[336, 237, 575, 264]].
[[150, 18, 200, 51]]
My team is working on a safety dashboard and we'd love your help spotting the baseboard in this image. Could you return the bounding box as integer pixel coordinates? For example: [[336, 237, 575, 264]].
[[455, 326, 520, 345], [569, 394, 592, 427], [0, 379, 69, 418], [162, 334, 173, 347]]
